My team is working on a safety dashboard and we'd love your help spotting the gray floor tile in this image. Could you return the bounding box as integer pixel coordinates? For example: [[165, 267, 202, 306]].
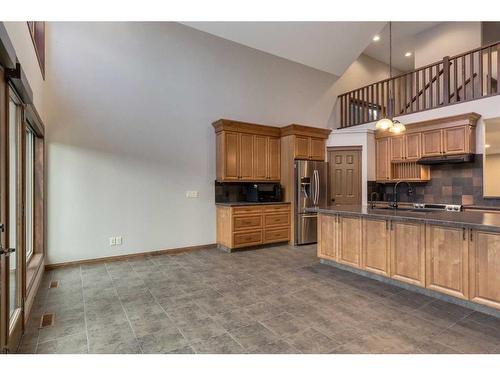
[[229, 322, 278, 351], [191, 333, 244, 354], [36, 332, 88, 354]]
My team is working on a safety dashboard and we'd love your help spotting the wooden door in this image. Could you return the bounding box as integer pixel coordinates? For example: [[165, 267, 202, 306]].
[[317, 214, 336, 260], [362, 218, 390, 276], [469, 230, 500, 310], [426, 225, 469, 299], [223, 132, 239, 180], [405, 133, 421, 160], [376, 138, 391, 181], [390, 221, 425, 287], [421, 129, 442, 157], [390, 136, 405, 161], [253, 135, 268, 180], [239, 133, 254, 180], [294, 136, 310, 160], [310, 138, 325, 161], [443, 125, 468, 155], [267, 137, 280, 181], [328, 148, 361, 205], [337, 216, 361, 268]]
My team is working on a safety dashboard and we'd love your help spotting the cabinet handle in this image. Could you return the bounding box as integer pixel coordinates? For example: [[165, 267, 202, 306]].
[[470, 230, 473, 242], [463, 227, 466, 240], [386, 220, 388, 230]]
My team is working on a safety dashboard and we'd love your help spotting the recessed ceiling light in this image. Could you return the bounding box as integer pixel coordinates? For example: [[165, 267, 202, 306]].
[[405, 52, 412, 57], [373, 35, 380, 42]]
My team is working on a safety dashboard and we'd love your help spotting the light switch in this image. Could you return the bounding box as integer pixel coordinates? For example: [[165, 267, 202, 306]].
[[109, 237, 116, 246], [186, 191, 199, 198], [116, 236, 122, 245]]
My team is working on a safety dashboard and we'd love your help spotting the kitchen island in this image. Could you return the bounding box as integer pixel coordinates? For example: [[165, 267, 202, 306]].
[[308, 205, 500, 314]]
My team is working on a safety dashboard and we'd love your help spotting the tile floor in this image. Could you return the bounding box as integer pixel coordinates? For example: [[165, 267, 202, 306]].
[[18, 244, 500, 354]]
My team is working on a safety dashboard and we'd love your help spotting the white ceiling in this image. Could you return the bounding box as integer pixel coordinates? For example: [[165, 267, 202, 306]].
[[182, 22, 386, 76], [362, 22, 442, 72]]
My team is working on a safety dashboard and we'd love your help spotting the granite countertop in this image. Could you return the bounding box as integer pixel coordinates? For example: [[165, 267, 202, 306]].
[[308, 204, 500, 233], [215, 201, 291, 207]]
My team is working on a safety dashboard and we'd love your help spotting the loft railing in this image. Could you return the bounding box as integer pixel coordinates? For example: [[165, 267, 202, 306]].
[[338, 40, 500, 128]]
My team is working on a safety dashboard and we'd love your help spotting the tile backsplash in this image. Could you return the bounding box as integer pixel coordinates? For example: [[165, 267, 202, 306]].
[[369, 154, 500, 207]]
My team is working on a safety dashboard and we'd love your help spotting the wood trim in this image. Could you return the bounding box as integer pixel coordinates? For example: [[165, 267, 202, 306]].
[[212, 119, 281, 137], [327, 145, 362, 152], [45, 243, 217, 270], [280, 124, 332, 139]]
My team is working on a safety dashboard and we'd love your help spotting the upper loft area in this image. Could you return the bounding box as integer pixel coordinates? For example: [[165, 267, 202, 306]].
[[338, 22, 500, 128]]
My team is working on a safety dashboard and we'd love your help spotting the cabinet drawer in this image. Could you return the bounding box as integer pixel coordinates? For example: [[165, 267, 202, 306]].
[[264, 213, 290, 227], [264, 227, 290, 243], [233, 215, 262, 231], [233, 231, 263, 247], [232, 206, 263, 215], [263, 205, 290, 213]]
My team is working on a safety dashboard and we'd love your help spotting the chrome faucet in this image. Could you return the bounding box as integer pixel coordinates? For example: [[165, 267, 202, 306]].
[[390, 181, 413, 208], [369, 192, 379, 209]]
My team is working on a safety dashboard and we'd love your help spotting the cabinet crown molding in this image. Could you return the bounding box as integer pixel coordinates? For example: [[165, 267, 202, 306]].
[[375, 112, 481, 139], [280, 124, 332, 139], [212, 119, 281, 137]]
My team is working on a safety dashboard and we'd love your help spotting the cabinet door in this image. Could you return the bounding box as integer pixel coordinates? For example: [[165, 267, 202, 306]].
[[224, 132, 240, 180], [390, 221, 425, 287], [362, 218, 390, 276], [318, 214, 337, 260], [294, 136, 310, 160], [469, 230, 500, 310], [239, 133, 254, 179], [310, 138, 325, 161], [376, 138, 391, 181], [405, 133, 421, 160], [426, 225, 469, 299], [390, 136, 405, 161], [338, 216, 361, 268], [443, 126, 468, 155], [267, 137, 281, 181], [421, 129, 442, 157], [253, 135, 268, 180]]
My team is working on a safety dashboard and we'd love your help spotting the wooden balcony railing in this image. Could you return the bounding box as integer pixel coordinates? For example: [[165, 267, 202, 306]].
[[338, 40, 500, 128]]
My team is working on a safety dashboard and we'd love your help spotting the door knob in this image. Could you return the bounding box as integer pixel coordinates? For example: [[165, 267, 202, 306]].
[[0, 247, 16, 257]]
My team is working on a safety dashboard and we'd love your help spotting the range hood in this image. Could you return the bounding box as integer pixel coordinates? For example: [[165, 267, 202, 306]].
[[416, 153, 474, 165]]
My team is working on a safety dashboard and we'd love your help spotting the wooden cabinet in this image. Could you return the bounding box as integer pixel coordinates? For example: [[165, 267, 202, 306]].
[[390, 136, 405, 161], [337, 216, 362, 268], [310, 138, 326, 160], [362, 218, 390, 276], [295, 136, 310, 159], [421, 129, 443, 157], [390, 221, 426, 287], [216, 204, 291, 250], [213, 120, 282, 182], [376, 138, 391, 181], [422, 125, 475, 157], [469, 230, 500, 310], [292, 136, 326, 161], [405, 133, 421, 160], [426, 225, 469, 299], [317, 214, 337, 261], [443, 126, 469, 154]]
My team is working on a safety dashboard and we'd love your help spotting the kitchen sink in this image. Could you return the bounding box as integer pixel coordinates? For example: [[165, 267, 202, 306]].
[[372, 207, 435, 213]]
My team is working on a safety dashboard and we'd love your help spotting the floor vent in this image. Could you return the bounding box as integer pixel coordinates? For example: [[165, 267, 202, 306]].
[[49, 281, 59, 289], [40, 313, 55, 328]]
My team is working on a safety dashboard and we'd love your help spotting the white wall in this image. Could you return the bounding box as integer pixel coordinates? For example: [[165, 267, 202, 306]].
[[414, 22, 482, 68], [3, 22, 46, 122], [43, 22, 338, 264]]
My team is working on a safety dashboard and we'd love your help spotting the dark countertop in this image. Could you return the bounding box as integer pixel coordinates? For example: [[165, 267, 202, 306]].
[[215, 201, 291, 207], [308, 204, 500, 233]]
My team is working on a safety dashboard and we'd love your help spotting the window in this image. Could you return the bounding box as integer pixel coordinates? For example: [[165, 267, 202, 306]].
[[27, 21, 45, 78], [25, 127, 35, 261]]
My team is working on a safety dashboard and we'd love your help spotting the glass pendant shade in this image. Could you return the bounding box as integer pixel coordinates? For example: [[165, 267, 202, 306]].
[[375, 117, 394, 130], [389, 120, 406, 134]]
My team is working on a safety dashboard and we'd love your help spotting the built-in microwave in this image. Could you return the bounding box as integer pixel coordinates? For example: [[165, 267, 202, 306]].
[[245, 183, 282, 203]]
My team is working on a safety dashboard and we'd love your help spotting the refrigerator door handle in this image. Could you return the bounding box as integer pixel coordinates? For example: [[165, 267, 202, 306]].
[[313, 170, 319, 206]]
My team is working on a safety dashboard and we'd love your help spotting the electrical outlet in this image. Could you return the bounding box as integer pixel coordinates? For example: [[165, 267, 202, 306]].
[[186, 190, 199, 198], [116, 236, 122, 245], [109, 237, 116, 246]]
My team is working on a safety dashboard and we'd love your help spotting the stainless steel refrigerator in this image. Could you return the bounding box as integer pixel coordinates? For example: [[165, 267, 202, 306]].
[[294, 160, 328, 245]]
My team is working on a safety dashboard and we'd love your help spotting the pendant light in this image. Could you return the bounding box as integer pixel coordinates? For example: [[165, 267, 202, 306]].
[[375, 22, 406, 133]]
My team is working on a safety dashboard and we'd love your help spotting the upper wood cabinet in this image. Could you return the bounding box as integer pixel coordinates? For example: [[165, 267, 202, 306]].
[[280, 124, 331, 161], [469, 230, 500, 310], [425, 225, 469, 300], [405, 133, 421, 160], [214, 119, 281, 182], [390, 136, 405, 161], [375, 138, 391, 181]]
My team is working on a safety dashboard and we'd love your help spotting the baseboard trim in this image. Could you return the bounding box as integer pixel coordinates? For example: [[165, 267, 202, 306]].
[[45, 243, 217, 270]]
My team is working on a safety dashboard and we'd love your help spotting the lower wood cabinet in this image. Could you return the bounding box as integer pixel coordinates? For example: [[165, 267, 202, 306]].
[[469, 230, 500, 310], [216, 204, 291, 250], [317, 214, 337, 261], [337, 216, 362, 267], [390, 221, 426, 287], [426, 225, 469, 300], [362, 218, 390, 277]]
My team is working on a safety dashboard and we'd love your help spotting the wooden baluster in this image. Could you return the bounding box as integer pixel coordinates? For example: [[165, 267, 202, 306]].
[[363, 87, 367, 123], [429, 66, 434, 108], [471, 51, 475, 99], [340, 95, 344, 128], [436, 63, 441, 105], [488, 47, 492, 95], [454, 58, 458, 102], [462, 55, 466, 101], [416, 70, 420, 111], [479, 49, 484, 97], [443, 56, 450, 104], [381, 82, 385, 117], [370, 85, 374, 122], [497, 44, 500, 94], [410, 71, 414, 112], [376, 83, 380, 120], [423, 68, 427, 109]]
